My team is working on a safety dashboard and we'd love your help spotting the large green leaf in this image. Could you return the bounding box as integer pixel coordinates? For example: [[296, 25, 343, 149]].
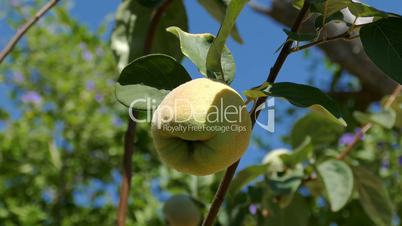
[[115, 54, 192, 110], [228, 164, 267, 197], [317, 159, 353, 212], [348, 2, 388, 18], [269, 82, 346, 126], [354, 109, 396, 129], [110, 0, 188, 71], [360, 17, 402, 85], [166, 27, 235, 80], [296, 0, 350, 16], [354, 166, 393, 226], [206, 0, 248, 84], [290, 112, 345, 149], [197, 0, 243, 43], [264, 194, 310, 226]]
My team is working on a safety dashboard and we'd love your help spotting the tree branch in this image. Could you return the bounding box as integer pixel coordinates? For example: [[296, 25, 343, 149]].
[[290, 32, 359, 53], [337, 85, 402, 160], [116, 1, 173, 225], [0, 0, 60, 64], [251, 0, 397, 99], [201, 2, 311, 226]]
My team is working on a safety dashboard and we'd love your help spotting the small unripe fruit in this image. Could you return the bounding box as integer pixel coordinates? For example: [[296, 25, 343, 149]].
[[262, 148, 290, 174], [152, 78, 252, 176], [163, 195, 201, 226], [262, 149, 303, 184]]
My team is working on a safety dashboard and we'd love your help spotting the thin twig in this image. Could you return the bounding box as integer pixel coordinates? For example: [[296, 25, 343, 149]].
[[116, 114, 137, 226], [0, 0, 60, 64], [201, 2, 311, 226], [290, 32, 359, 53], [337, 85, 402, 160], [116, 1, 173, 225]]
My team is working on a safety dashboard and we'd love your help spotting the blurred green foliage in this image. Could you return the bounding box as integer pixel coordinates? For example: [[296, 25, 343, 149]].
[[0, 1, 402, 226]]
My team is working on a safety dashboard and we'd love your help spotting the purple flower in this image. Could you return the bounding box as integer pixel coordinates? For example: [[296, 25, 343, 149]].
[[10, 0, 19, 7], [86, 80, 95, 91], [21, 91, 42, 105], [249, 204, 258, 215], [339, 128, 365, 146], [13, 72, 24, 82], [398, 156, 402, 166], [82, 50, 93, 61], [381, 159, 390, 169], [95, 94, 104, 103], [113, 117, 123, 127], [339, 133, 355, 146]]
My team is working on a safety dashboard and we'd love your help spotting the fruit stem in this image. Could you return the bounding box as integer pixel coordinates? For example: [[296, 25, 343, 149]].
[[201, 2, 311, 226]]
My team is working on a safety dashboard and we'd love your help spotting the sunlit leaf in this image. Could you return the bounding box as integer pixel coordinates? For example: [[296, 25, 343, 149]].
[[206, 0, 249, 83], [317, 159, 353, 211], [166, 26, 235, 81], [197, 0, 243, 43], [354, 109, 396, 129], [290, 112, 345, 149]]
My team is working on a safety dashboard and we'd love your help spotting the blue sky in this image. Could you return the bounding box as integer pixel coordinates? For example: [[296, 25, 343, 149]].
[[1, 0, 402, 168]]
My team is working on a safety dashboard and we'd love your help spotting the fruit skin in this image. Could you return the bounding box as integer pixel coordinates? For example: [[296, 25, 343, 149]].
[[163, 195, 201, 226], [262, 148, 290, 174], [262, 149, 303, 178], [151, 78, 252, 176], [262, 149, 304, 194]]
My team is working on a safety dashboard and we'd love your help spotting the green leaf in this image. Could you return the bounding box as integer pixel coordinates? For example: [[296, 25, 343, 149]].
[[115, 54, 192, 110], [228, 164, 267, 196], [206, 0, 249, 84], [243, 89, 267, 100], [311, 0, 351, 16], [280, 137, 313, 167], [269, 82, 346, 126], [290, 112, 345, 149], [166, 27, 235, 81], [197, 0, 243, 43], [360, 17, 402, 85], [354, 166, 393, 226], [110, 0, 188, 71], [317, 159, 353, 212], [348, 2, 388, 18], [354, 109, 396, 129], [264, 194, 311, 226], [283, 29, 318, 42]]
